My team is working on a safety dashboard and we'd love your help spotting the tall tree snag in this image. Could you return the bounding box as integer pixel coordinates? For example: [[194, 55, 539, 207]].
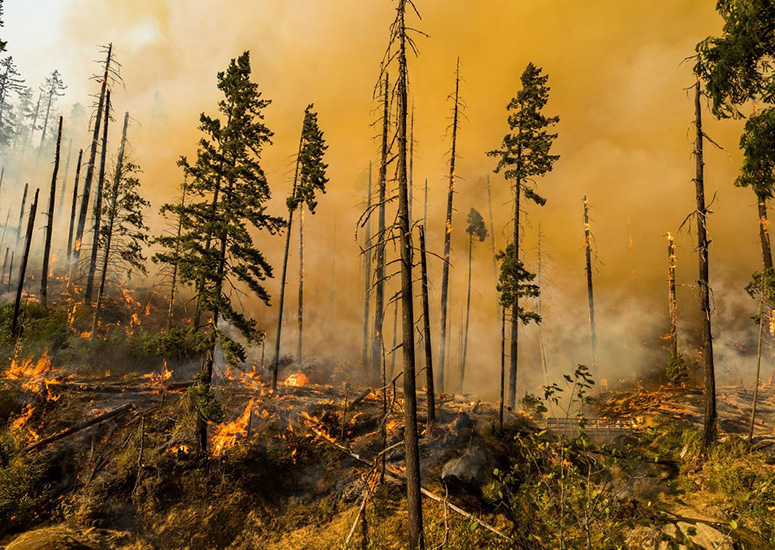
[[11, 188, 38, 337], [40, 116, 62, 306]]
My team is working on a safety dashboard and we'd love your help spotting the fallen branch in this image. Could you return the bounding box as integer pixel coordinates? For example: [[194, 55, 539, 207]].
[[24, 403, 135, 454]]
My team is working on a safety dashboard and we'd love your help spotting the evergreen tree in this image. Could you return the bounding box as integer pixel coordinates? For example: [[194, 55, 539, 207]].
[[0, 56, 24, 145], [488, 63, 559, 408], [173, 51, 283, 454], [37, 70, 66, 151]]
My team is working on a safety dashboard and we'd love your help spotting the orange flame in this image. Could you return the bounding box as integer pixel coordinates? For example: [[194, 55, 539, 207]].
[[212, 399, 254, 456], [283, 372, 310, 387]]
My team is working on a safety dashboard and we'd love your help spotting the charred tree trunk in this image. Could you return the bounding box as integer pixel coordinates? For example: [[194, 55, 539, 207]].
[[749, 299, 765, 443], [92, 112, 129, 338], [16, 182, 28, 243], [85, 90, 111, 302], [362, 162, 373, 369], [583, 195, 598, 368], [460, 232, 473, 393], [11, 189, 38, 337], [419, 225, 435, 430], [537, 228, 549, 387], [757, 197, 773, 271], [72, 44, 112, 282], [423, 177, 428, 229], [57, 138, 73, 212], [40, 116, 63, 306], [409, 103, 414, 224], [1, 247, 7, 286], [508, 176, 521, 409], [370, 74, 389, 385], [439, 58, 461, 395], [694, 81, 717, 451], [7, 250, 13, 291], [396, 2, 423, 545], [668, 233, 678, 360], [297, 203, 305, 364], [391, 300, 398, 376], [499, 308, 506, 433], [67, 149, 83, 261], [167, 178, 188, 332], [271, 121, 304, 391]]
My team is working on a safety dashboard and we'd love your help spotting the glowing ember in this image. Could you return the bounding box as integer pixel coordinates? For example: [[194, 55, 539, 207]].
[[283, 372, 310, 387], [211, 399, 254, 456]]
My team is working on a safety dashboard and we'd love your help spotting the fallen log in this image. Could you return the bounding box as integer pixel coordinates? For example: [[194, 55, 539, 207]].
[[24, 403, 135, 454], [350, 388, 374, 408]]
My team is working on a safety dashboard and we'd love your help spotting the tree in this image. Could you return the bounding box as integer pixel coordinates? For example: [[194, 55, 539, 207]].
[[174, 52, 283, 454], [459, 207, 487, 393], [11, 189, 38, 337], [36, 70, 66, 152], [438, 58, 462, 394], [488, 63, 559, 408], [92, 112, 149, 337], [0, 56, 24, 145], [289, 104, 328, 365], [40, 116, 62, 307]]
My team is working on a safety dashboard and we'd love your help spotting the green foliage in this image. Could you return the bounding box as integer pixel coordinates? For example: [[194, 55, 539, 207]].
[[666, 353, 687, 384], [466, 207, 488, 242], [191, 371, 224, 423], [0, 302, 69, 358], [519, 391, 546, 419], [488, 62, 559, 205], [695, 0, 775, 118], [496, 243, 540, 324], [737, 108, 775, 199], [141, 327, 209, 360], [287, 104, 329, 214], [162, 51, 284, 360]]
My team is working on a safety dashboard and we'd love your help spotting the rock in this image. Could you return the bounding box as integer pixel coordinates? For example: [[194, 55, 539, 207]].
[[441, 447, 487, 487], [676, 521, 734, 550]]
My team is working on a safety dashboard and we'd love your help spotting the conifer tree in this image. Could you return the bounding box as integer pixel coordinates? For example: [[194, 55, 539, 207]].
[[0, 56, 24, 144], [488, 63, 559, 408], [290, 104, 328, 364], [174, 52, 283, 453], [459, 207, 487, 393], [36, 70, 66, 151]]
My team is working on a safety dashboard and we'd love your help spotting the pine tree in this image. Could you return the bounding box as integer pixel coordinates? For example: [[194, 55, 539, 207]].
[[459, 207, 487, 393], [488, 63, 559, 408], [174, 52, 283, 454], [289, 104, 328, 365], [36, 70, 66, 152], [0, 56, 24, 145]]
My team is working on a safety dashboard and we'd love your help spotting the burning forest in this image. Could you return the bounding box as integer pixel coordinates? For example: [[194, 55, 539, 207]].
[[3, 1, 775, 549]]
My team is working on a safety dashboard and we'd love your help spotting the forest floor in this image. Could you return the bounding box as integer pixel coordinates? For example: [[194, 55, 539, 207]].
[[2, 350, 775, 549]]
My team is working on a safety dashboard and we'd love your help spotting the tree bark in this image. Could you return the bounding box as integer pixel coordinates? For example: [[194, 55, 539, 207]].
[[362, 162, 373, 370], [396, 2, 424, 545], [91, 112, 129, 339], [7, 250, 13, 291], [460, 233, 473, 393], [757, 197, 773, 271], [499, 307, 506, 433], [16, 182, 27, 242], [439, 58, 461, 395], [85, 89, 111, 302], [1, 247, 7, 287], [40, 116, 62, 306], [668, 233, 678, 360], [694, 81, 716, 451], [11, 189, 38, 337], [297, 203, 304, 364], [167, 178, 187, 332], [57, 138, 73, 213], [72, 44, 112, 280], [271, 120, 304, 391], [371, 74, 389, 385], [509, 174, 521, 409], [419, 225, 435, 430], [67, 149, 83, 261], [583, 195, 598, 368]]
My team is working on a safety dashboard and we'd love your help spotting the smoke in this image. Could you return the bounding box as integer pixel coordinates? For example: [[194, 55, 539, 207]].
[[0, 0, 768, 399]]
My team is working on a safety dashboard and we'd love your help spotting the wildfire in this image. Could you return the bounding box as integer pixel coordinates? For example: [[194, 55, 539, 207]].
[[211, 399, 254, 456], [5, 350, 60, 400], [283, 372, 310, 387], [10, 405, 39, 441]]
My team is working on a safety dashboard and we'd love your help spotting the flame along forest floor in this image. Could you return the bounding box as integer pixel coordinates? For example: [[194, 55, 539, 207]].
[[2, 344, 775, 548]]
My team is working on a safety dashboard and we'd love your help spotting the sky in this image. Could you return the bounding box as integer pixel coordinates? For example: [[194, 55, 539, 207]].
[[0, 0, 764, 397]]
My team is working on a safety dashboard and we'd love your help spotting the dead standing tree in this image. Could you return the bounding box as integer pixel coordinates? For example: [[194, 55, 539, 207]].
[[361, 162, 373, 369], [66, 149, 83, 261], [438, 57, 462, 395], [667, 233, 679, 362], [583, 195, 598, 369], [40, 116, 63, 306], [460, 207, 487, 393], [11, 188, 38, 337]]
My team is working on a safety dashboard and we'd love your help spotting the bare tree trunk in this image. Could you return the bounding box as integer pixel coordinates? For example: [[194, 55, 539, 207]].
[[73, 44, 112, 280], [92, 112, 129, 339], [391, 300, 398, 377], [7, 250, 13, 291], [583, 195, 598, 368], [16, 182, 28, 242], [167, 178, 187, 332], [85, 90, 111, 302], [758, 197, 773, 271], [423, 178, 428, 229], [508, 176, 521, 408], [749, 299, 764, 443], [460, 233, 473, 393], [297, 203, 304, 364], [1, 247, 7, 286], [40, 116, 62, 306], [499, 308, 506, 433], [11, 189, 38, 337], [371, 74, 389, 385], [438, 58, 461, 395], [694, 81, 716, 451], [537, 227, 549, 387], [271, 121, 304, 391], [487, 175, 498, 314], [419, 225, 435, 430], [668, 233, 678, 360], [67, 149, 83, 261], [362, 162, 373, 369], [409, 103, 414, 224], [57, 138, 73, 213]]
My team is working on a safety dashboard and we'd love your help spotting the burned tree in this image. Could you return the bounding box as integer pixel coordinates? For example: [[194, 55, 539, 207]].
[[11, 188, 38, 337], [174, 52, 283, 453], [66, 149, 83, 260], [438, 57, 463, 394], [583, 195, 598, 368], [666, 232, 684, 383], [40, 116, 63, 306], [361, 162, 373, 369], [36, 70, 66, 152], [92, 113, 149, 338], [460, 207, 487, 393], [488, 63, 559, 408], [418, 225, 435, 429], [72, 44, 115, 281], [15, 182, 27, 243]]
